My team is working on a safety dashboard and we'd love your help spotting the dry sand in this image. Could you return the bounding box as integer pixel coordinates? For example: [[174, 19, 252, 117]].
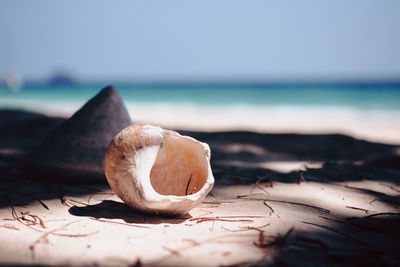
[[0, 109, 400, 266], [1, 178, 400, 266]]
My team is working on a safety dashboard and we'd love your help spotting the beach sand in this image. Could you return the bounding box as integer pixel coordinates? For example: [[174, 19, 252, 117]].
[[0, 109, 400, 266], [2, 97, 400, 145]]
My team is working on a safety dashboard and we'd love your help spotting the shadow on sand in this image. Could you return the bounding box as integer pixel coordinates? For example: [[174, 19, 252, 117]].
[[68, 200, 190, 224], [1, 109, 399, 206]]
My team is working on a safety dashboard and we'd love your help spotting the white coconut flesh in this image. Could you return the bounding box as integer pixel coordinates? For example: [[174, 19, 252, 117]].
[[150, 133, 209, 196]]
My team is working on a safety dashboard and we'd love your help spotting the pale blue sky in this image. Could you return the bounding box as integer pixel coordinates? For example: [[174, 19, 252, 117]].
[[1, 0, 400, 82]]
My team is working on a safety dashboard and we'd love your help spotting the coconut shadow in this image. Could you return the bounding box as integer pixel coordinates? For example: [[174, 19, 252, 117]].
[[68, 200, 191, 224]]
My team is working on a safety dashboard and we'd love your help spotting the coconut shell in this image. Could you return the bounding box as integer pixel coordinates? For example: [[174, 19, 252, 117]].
[[105, 124, 214, 215]]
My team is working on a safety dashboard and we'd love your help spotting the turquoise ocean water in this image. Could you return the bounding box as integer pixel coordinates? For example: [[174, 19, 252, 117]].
[[1, 83, 400, 111], [2, 83, 400, 144]]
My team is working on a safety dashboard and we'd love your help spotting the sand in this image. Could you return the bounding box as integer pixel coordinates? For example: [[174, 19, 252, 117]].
[[0, 109, 400, 266], [1, 179, 400, 266], [2, 98, 400, 145]]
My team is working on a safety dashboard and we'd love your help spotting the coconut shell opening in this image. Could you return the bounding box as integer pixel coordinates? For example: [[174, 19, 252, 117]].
[[150, 133, 208, 196]]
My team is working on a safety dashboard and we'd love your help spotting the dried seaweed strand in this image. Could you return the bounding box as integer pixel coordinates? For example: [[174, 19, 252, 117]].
[[244, 224, 271, 230], [89, 218, 151, 229], [238, 197, 330, 213], [369, 198, 378, 204], [221, 223, 270, 232], [0, 187, 49, 210], [301, 221, 367, 246], [254, 230, 266, 248], [345, 206, 370, 214], [0, 224, 19, 230], [26, 195, 49, 210], [330, 183, 387, 196], [162, 245, 181, 256], [378, 182, 400, 193], [254, 228, 294, 248], [21, 211, 46, 228], [361, 212, 400, 219], [11, 207, 43, 232], [202, 201, 222, 205], [150, 233, 254, 265], [60, 197, 72, 207], [252, 179, 270, 195], [211, 197, 246, 203], [65, 198, 90, 206], [268, 199, 329, 213], [319, 216, 380, 232], [30, 220, 82, 251], [256, 185, 270, 195], [249, 178, 271, 193], [263, 200, 274, 214], [20, 212, 36, 224], [11, 207, 97, 243], [198, 209, 214, 217], [249, 179, 261, 194], [52, 230, 99, 237], [218, 215, 266, 218], [189, 217, 254, 223]]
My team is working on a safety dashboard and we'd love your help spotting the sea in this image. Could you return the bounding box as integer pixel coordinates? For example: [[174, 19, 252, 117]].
[[1, 83, 400, 144]]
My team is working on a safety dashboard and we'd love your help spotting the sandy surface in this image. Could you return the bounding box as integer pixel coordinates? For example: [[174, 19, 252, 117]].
[[126, 104, 400, 146], [2, 98, 400, 145], [1, 109, 400, 266], [0, 179, 400, 266]]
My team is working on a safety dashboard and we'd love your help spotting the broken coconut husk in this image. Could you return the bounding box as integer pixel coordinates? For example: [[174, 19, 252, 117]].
[[21, 86, 131, 182], [105, 124, 214, 215]]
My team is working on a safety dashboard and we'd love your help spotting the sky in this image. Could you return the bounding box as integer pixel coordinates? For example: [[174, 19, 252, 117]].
[[1, 0, 400, 82]]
